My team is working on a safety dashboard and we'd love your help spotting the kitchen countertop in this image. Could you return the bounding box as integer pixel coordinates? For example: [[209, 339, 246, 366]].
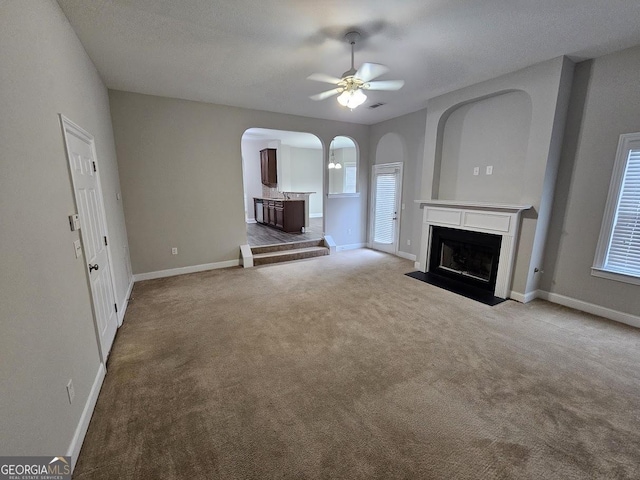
[[254, 197, 304, 202]]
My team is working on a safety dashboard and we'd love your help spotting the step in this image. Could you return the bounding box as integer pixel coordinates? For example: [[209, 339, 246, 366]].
[[251, 239, 325, 255], [253, 246, 329, 266]]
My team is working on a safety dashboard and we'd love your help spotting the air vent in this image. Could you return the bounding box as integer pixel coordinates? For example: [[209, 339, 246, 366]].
[[368, 102, 386, 109]]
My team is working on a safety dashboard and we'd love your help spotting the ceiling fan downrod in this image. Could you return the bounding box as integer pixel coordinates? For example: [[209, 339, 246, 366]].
[[343, 31, 361, 78]]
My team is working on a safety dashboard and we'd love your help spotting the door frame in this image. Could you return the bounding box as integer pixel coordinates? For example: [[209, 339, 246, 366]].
[[59, 114, 120, 363], [369, 162, 403, 254]]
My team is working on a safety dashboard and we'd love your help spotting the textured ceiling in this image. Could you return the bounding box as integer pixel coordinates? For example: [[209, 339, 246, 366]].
[[58, 0, 640, 125]]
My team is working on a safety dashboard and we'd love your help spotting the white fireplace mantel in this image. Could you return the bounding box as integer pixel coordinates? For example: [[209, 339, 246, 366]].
[[415, 199, 532, 213], [415, 200, 532, 299]]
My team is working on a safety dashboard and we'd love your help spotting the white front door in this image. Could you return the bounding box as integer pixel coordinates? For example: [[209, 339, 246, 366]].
[[61, 116, 118, 360], [371, 163, 403, 254]]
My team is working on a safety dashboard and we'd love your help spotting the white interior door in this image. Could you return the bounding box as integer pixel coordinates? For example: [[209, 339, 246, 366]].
[[61, 116, 118, 360], [371, 163, 403, 254]]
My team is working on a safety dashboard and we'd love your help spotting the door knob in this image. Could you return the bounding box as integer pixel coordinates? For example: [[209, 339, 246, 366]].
[[89, 264, 99, 272]]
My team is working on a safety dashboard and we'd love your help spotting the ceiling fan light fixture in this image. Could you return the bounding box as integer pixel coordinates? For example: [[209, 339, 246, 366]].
[[337, 88, 367, 109], [308, 29, 403, 108]]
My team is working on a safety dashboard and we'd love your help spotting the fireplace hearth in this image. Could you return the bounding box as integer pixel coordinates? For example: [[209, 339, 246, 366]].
[[429, 227, 501, 292]]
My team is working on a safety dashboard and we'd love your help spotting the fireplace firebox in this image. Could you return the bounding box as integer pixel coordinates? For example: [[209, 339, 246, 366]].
[[429, 227, 501, 292]]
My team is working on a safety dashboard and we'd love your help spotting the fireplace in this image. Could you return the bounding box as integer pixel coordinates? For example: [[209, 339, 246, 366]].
[[415, 200, 531, 299], [429, 227, 501, 292]]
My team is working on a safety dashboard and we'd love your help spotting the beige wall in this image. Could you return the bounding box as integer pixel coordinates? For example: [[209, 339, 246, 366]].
[[370, 109, 428, 259], [109, 91, 370, 275], [289, 147, 323, 216], [241, 139, 270, 221], [419, 57, 574, 297], [438, 91, 532, 203], [0, 0, 131, 456], [541, 46, 640, 316]]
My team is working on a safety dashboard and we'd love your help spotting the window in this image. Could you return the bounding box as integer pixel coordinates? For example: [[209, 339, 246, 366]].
[[592, 133, 640, 285], [328, 136, 359, 196], [344, 163, 356, 193]]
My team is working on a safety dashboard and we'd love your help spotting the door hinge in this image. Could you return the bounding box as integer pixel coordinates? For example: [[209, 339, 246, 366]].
[[114, 303, 118, 313], [92, 161, 97, 172], [104, 236, 108, 246]]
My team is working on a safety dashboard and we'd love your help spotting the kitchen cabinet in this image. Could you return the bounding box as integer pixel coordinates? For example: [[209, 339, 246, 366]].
[[260, 148, 278, 187], [254, 198, 304, 233], [275, 204, 284, 229]]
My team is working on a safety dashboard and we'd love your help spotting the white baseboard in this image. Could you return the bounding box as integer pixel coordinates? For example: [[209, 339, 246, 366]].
[[67, 362, 105, 471], [240, 244, 253, 268], [397, 251, 417, 262], [509, 290, 540, 304], [336, 243, 366, 251], [117, 277, 134, 326], [309, 213, 323, 218], [245, 219, 257, 224], [537, 290, 640, 329], [323, 235, 336, 254], [414, 261, 420, 269], [133, 259, 240, 281]]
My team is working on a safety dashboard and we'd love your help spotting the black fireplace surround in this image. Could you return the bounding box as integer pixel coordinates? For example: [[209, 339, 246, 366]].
[[429, 226, 501, 293]]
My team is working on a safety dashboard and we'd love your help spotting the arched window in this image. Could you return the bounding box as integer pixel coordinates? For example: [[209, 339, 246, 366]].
[[328, 136, 358, 195]]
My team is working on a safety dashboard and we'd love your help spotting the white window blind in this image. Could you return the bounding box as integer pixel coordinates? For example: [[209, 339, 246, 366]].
[[344, 164, 356, 193], [374, 173, 396, 244], [604, 148, 640, 275]]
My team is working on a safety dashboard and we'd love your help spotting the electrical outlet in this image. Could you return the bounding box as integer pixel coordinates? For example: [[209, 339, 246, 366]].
[[171, 247, 178, 255], [486, 165, 493, 175], [66, 379, 75, 404], [407, 239, 411, 246], [473, 167, 479, 176]]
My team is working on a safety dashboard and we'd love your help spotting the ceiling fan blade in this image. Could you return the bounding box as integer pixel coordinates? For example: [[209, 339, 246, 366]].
[[309, 88, 342, 101], [354, 63, 389, 82], [364, 80, 405, 91], [307, 73, 343, 84]]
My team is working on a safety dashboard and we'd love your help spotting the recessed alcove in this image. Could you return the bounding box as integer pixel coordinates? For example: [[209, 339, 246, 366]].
[[437, 90, 532, 204], [418, 57, 574, 299]]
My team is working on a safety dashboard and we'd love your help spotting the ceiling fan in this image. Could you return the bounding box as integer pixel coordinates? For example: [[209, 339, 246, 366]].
[[308, 31, 405, 110]]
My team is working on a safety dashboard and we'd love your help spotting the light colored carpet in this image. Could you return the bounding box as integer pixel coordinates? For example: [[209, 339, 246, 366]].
[[73, 249, 640, 479]]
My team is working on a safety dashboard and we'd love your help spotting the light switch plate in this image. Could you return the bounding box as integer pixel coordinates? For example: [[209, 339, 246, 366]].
[[486, 165, 493, 175], [473, 167, 479, 176], [68, 214, 80, 231], [73, 239, 82, 259]]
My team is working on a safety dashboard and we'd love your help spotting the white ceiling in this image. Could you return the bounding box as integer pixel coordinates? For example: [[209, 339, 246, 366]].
[[58, 0, 640, 126]]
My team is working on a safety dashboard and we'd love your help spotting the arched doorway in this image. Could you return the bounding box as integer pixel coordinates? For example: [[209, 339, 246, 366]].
[[241, 128, 324, 246]]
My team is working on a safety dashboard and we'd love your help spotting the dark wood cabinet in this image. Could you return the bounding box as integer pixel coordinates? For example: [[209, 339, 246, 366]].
[[263, 202, 270, 225], [275, 204, 284, 229], [254, 198, 304, 233], [267, 200, 275, 226], [260, 148, 277, 187]]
